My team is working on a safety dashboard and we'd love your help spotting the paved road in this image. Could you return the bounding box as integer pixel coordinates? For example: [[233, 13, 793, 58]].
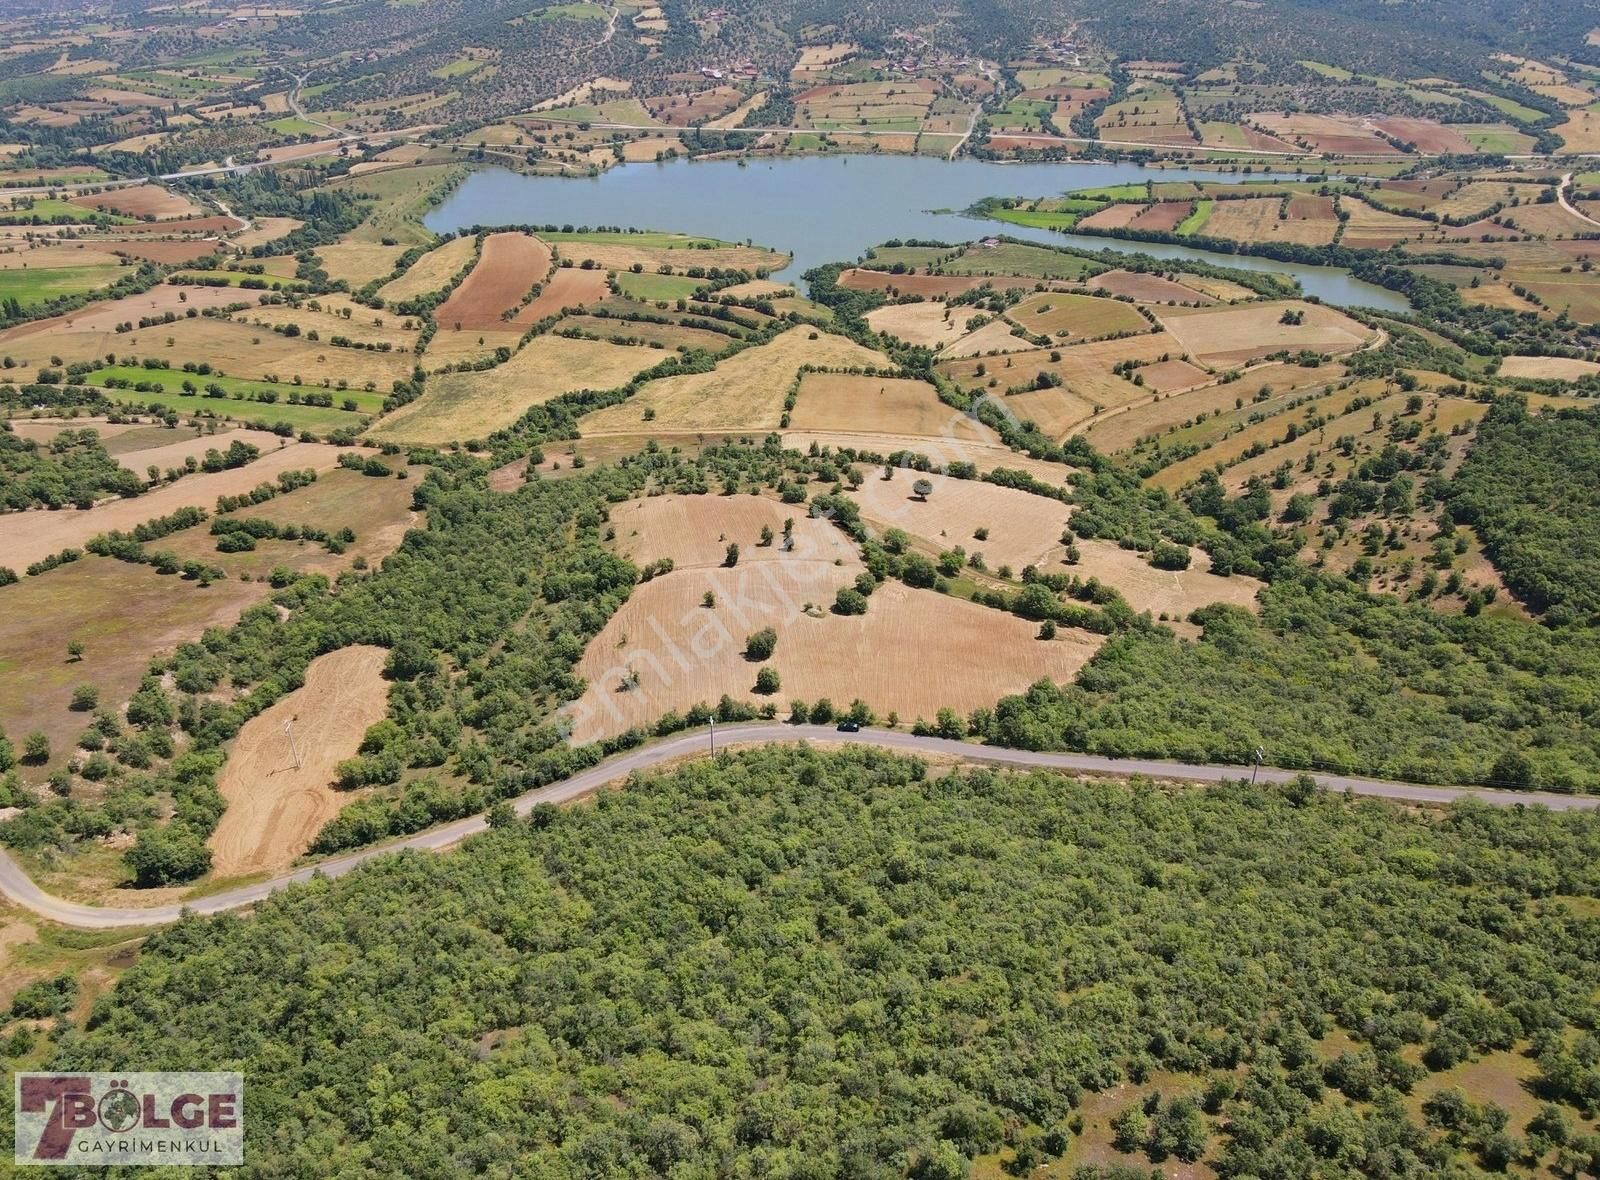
[[0, 725, 1592, 930]]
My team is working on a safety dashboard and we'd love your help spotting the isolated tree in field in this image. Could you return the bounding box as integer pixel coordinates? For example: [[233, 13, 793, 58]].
[[69, 684, 98, 712], [754, 667, 781, 695], [702, 590, 716, 608], [66, 641, 84, 662], [913, 477, 934, 501], [22, 731, 48, 765], [724, 542, 740, 567], [744, 628, 777, 661], [759, 525, 773, 547], [833, 587, 868, 615]]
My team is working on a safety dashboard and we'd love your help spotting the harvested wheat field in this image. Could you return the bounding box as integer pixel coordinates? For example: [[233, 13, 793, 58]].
[[208, 645, 390, 878], [316, 241, 411, 287], [865, 301, 964, 349], [108, 238, 219, 265], [377, 235, 478, 304], [582, 327, 890, 435], [551, 238, 785, 275], [373, 335, 658, 444], [940, 333, 1180, 408], [940, 317, 1039, 359], [789, 372, 994, 441], [422, 328, 523, 368], [1073, 539, 1262, 617], [1136, 358, 1212, 392], [0, 441, 347, 571], [0, 242, 126, 269], [228, 217, 302, 249], [110, 427, 285, 474], [567, 576, 1102, 743], [848, 469, 1068, 570], [1498, 355, 1600, 381], [782, 431, 1076, 486], [837, 269, 996, 298], [0, 283, 247, 351], [1157, 301, 1375, 367], [70, 184, 199, 221], [609, 493, 859, 570], [435, 232, 552, 331]]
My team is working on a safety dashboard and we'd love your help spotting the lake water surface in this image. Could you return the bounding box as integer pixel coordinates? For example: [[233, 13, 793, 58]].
[[425, 155, 1410, 311]]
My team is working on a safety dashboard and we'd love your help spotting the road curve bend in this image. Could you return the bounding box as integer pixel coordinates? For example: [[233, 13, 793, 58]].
[[1, 724, 1593, 929]]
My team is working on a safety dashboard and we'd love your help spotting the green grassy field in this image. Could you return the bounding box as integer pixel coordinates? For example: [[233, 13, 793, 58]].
[[84, 365, 384, 433], [90, 365, 388, 412], [1176, 199, 1214, 236], [0, 199, 132, 225], [613, 271, 706, 300], [430, 57, 484, 80], [264, 116, 325, 137], [0, 265, 123, 307], [945, 242, 1102, 279], [987, 207, 1084, 231]]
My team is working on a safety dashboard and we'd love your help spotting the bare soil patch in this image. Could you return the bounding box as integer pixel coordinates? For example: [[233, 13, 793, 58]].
[[789, 372, 995, 441], [1498, 354, 1600, 381], [70, 185, 199, 221], [517, 266, 610, 324], [865, 301, 964, 348], [111, 427, 285, 474], [847, 469, 1069, 571], [1074, 539, 1262, 616], [435, 232, 552, 332], [208, 645, 389, 878], [609, 493, 859, 571], [1089, 269, 1215, 304], [1157, 301, 1374, 367], [568, 577, 1101, 743], [1137, 358, 1212, 392]]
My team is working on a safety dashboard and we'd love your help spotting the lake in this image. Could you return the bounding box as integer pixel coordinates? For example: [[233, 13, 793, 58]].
[[424, 155, 1410, 311]]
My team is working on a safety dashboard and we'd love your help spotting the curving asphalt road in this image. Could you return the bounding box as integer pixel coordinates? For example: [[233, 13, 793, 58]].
[[1, 724, 1593, 929]]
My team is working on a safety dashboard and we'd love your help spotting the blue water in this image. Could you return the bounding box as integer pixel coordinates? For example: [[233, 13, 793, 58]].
[[425, 155, 1410, 311]]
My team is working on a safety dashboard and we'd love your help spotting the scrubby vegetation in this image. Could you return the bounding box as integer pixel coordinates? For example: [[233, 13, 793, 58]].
[[1449, 399, 1600, 625], [47, 746, 1600, 1177]]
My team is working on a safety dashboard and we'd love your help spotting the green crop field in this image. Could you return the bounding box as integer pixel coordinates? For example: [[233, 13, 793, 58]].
[[613, 271, 706, 300], [0, 265, 123, 307]]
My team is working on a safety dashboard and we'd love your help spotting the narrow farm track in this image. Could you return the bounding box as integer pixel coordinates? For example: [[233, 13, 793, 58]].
[[1557, 171, 1600, 230], [0, 724, 1592, 930]]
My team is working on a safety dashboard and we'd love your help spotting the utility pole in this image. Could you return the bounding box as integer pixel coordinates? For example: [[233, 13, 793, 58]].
[[284, 719, 303, 771], [709, 717, 716, 755], [1252, 746, 1264, 786]]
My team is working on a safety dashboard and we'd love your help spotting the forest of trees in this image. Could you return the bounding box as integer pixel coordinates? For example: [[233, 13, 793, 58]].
[[32, 746, 1600, 1177], [1448, 398, 1600, 626], [0, 425, 144, 511]]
